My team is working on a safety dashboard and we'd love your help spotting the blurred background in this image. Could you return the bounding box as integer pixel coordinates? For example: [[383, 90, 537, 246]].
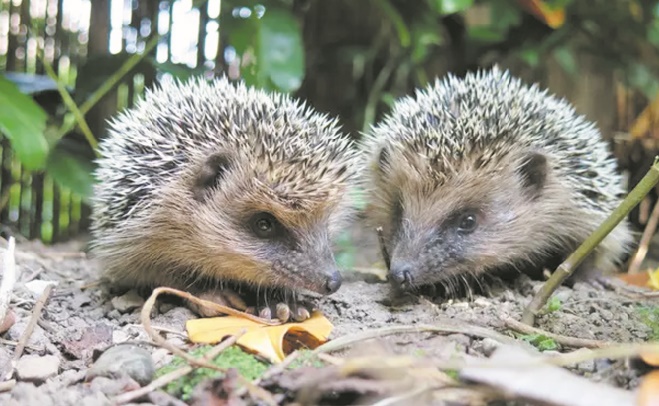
[[0, 0, 659, 266]]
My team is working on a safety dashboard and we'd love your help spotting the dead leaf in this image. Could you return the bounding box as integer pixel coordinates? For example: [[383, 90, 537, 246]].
[[637, 370, 659, 406], [516, 0, 566, 28], [186, 311, 333, 363]]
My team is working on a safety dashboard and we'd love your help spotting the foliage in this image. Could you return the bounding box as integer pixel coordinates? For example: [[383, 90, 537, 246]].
[[637, 305, 659, 341], [0, 75, 49, 171], [545, 296, 563, 313], [518, 333, 559, 351], [3, 0, 659, 242], [155, 345, 268, 400]]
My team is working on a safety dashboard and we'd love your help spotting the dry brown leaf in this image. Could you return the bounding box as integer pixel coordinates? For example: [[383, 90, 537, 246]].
[[516, 0, 565, 28], [186, 311, 333, 363], [637, 370, 659, 406]]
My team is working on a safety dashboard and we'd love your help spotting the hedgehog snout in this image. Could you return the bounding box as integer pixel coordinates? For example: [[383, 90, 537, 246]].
[[389, 259, 414, 291]]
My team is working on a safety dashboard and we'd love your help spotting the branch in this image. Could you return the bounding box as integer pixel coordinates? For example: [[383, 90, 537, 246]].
[[522, 156, 659, 326]]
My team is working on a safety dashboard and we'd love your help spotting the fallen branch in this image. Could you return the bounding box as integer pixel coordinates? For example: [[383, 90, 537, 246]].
[[503, 317, 612, 349], [628, 197, 659, 274], [522, 156, 659, 326], [0, 237, 16, 332]]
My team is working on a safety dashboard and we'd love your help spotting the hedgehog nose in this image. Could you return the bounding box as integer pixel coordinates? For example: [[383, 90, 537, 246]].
[[389, 261, 413, 290], [324, 272, 342, 294]]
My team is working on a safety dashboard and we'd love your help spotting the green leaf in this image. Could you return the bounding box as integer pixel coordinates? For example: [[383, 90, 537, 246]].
[[229, 6, 305, 93], [546, 296, 562, 313], [46, 139, 96, 200], [0, 75, 49, 170], [552, 46, 578, 77], [440, 0, 474, 14]]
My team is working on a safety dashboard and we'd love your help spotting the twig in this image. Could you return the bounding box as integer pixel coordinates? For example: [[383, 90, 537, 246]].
[[0, 237, 16, 332], [376, 227, 391, 271], [113, 332, 245, 405], [312, 320, 535, 356], [12, 283, 54, 362], [503, 317, 612, 349], [628, 198, 659, 274], [0, 379, 15, 393], [4, 283, 54, 381], [522, 157, 659, 326]]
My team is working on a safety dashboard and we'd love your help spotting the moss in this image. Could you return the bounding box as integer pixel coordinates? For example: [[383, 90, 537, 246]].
[[637, 305, 659, 341], [155, 345, 269, 400], [286, 349, 326, 370]]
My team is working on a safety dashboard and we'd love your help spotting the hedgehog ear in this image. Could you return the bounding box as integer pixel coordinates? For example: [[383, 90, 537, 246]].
[[516, 152, 547, 199], [192, 153, 233, 202]]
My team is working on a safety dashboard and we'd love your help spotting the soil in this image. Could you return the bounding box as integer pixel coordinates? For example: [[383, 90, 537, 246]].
[[1, 225, 658, 405]]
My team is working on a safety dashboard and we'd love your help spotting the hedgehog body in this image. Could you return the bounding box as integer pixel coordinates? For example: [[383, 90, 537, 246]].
[[361, 67, 634, 293], [90, 77, 360, 319]]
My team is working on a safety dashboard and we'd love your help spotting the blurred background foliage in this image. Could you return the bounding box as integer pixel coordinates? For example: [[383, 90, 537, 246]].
[[1, 0, 659, 251]]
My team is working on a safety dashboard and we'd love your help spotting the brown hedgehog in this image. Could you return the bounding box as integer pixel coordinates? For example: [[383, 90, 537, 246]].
[[90, 77, 360, 321], [360, 67, 634, 295]]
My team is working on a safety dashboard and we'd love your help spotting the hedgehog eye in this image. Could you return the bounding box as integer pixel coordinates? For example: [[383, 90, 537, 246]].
[[250, 212, 280, 239], [457, 212, 478, 234]]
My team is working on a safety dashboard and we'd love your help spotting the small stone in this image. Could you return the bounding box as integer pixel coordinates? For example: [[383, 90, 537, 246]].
[[111, 290, 145, 313], [112, 330, 130, 344], [87, 344, 154, 386], [552, 289, 571, 303], [16, 354, 60, 382], [477, 338, 501, 357]]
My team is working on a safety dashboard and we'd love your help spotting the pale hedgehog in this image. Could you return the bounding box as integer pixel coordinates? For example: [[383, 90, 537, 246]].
[[360, 67, 634, 295], [90, 77, 361, 322]]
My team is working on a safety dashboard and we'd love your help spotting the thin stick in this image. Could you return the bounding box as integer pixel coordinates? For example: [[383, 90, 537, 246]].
[[0, 237, 16, 331], [4, 283, 54, 381], [522, 157, 659, 326], [113, 332, 245, 404], [12, 283, 54, 362], [503, 317, 612, 349], [0, 379, 15, 393], [376, 227, 391, 271], [628, 198, 659, 274]]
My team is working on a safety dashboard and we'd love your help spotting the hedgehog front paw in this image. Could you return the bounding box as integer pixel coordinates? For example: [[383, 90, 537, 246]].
[[246, 299, 317, 323], [188, 289, 248, 318]]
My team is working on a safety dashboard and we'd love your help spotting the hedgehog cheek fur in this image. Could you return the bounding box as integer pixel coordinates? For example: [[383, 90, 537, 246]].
[[377, 148, 566, 293]]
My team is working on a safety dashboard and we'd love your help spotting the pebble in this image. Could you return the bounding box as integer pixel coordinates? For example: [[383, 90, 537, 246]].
[[112, 330, 130, 344], [476, 338, 501, 357], [110, 290, 145, 313], [473, 297, 490, 307], [16, 354, 60, 382], [86, 344, 154, 386]]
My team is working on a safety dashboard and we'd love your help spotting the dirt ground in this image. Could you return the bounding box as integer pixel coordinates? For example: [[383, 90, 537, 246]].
[[1, 225, 659, 405]]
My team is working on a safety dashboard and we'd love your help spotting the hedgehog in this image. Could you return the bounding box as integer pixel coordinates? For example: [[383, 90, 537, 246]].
[[360, 67, 634, 296], [89, 76, 361, 322]]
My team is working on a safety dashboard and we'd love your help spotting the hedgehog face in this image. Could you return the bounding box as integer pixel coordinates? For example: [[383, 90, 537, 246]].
[[370, 145, 558, 293], [183, 151, 348, 296]]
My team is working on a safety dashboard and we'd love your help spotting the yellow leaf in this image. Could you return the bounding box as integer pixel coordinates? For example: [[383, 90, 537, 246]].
[[186, 311, 333, 363], [637, 370, 659, 406], [648, 268, 659, 290]]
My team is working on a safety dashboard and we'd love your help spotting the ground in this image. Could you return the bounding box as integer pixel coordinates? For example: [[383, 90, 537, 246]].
[[1, 226, 658, 405]]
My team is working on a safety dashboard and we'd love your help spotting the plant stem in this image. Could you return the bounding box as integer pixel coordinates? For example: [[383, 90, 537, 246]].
[[521, 157, 659, 326], [38, 53, 100, 154]]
